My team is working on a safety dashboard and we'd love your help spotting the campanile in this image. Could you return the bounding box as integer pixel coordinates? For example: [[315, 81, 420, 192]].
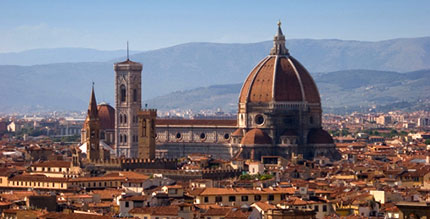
[[114, 57, 142, 158]]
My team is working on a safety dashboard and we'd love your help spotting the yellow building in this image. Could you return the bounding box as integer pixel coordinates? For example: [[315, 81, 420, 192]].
[[194, 187, 296, 207], [7, 175, 71, 190], [30, 160, 82, 178], [69, 171, 149, 190]]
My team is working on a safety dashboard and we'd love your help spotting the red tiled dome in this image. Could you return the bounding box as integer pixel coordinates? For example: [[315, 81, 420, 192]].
[[239, 22, 320, 105], [239, 56, 320, 104], [240, 128, 272, 145], [307, 128, 334, 144], [97, 103, 115, 130]]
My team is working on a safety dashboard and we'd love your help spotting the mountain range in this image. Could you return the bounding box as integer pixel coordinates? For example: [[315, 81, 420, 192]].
[[146, 69, 430, 114], [0, 48, 140, 66], [1, 37, 430, 113]]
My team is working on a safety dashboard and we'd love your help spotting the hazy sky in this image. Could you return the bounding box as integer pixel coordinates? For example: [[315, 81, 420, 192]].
[[1, 0, 429, 53]]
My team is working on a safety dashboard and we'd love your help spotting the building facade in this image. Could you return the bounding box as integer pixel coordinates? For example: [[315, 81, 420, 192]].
[[137, 109, 157, 159], [114, 59, 142, 158], [81, 22, 340, 161], [155, 22, 340, 161]]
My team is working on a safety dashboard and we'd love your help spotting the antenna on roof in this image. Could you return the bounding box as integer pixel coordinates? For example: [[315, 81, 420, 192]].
[[127, 41, 129, 61]]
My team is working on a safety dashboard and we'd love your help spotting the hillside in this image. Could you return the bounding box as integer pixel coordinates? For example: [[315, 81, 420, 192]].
[[0, 48, 140, 66], [146, 69, 430, 114]]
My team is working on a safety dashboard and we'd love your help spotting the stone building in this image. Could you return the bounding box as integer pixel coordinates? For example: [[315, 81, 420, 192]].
[[114, 59, 142, 158], [155, 22, 340, 161], [80, 85, 112, 160], [84, 85, 103, 160], [137, 109, 157, 159], [81, 22, 340, 161]]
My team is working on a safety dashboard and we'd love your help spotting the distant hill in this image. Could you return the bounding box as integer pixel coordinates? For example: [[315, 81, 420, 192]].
[[146, 69, 430, 114], [1, 37, 430, 113], [0, 48, 140, 66]]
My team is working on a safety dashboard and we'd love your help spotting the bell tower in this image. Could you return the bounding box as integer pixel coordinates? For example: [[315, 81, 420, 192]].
[[85, 84, 102, 160], [114, 46, 142, 158]]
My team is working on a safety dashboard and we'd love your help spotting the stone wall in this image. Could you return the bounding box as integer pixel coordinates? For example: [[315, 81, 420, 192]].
[[156, 142, 240, 160]]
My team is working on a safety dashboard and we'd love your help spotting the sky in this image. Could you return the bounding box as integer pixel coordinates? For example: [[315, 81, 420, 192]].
[[1, 0, 430, 53]]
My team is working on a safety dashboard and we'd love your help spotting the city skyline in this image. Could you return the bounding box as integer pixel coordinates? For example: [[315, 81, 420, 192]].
[[1, 0, 430, 53]]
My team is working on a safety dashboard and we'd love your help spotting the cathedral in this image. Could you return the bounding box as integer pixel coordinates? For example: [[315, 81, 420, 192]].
[[80, 22, 340, 161]]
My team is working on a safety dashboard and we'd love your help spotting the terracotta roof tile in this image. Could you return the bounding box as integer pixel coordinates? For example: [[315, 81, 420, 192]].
[[32, 160, 71, 168], [157, 119, 237, 127], [240, 128, 272, 145], [239, 55, 320, 104]]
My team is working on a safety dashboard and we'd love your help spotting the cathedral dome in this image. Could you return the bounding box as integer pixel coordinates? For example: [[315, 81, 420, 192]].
[[307, 128, 334, 144], [240, 128, 272, 145], [97, 103, 115, 130], [239, 22, 320, 104]]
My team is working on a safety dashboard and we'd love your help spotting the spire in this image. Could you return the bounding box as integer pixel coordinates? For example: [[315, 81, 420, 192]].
[[126, 41, 129, 61], [270, 20, 289, 56], [88, 82, 98, 118], [276, 20, 283, 36]]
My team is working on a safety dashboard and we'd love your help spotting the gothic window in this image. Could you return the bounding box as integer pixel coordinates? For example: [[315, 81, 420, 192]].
[[133, 89, 137, 102], [124, 115, 127, 124], [120, 85, 126, 102], [120, 115, 123, 124], [124, 135, 127, 143], [142, 119, 147, 137], [119, 135, 123, 143]]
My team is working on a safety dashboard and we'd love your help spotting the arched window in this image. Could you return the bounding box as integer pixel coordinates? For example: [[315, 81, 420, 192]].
[[120, 85, 126, 102], [124, 115, 127, 124], [119, 134, 123, 143], [133, 89, 137, 102], [124, 135, 127, 143], [120, 115, 123, 124]]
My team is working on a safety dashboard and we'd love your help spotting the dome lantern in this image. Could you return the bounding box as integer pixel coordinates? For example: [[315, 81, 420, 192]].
[[270, 21, 289, 56]]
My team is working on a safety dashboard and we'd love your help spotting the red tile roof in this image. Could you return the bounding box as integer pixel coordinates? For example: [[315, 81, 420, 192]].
[[239, 55, 320, 104], [157, 119, 237, 127], [240, 128, 272, 145]]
